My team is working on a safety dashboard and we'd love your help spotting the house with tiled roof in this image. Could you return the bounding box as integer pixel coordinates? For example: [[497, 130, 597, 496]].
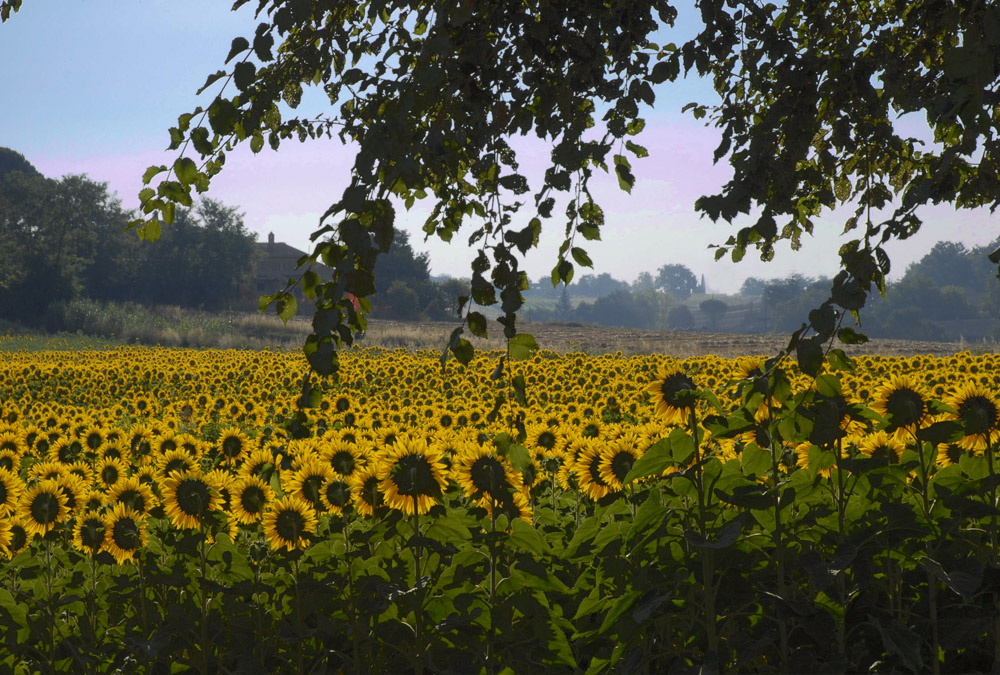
[[254, 232, 333, 294]]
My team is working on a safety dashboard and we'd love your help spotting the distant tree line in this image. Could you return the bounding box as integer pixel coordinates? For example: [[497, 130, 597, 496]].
[[0, 149, 258, 325], [0, 148, 464, 326], [520, 245, 999, 340]]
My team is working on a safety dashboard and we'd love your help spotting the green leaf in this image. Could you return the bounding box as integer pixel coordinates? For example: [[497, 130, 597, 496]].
[[451, 338, 474, 365], [623, 437, 671, 484], [512, 374, 527, 406], [250, 130, 264, 153], [509, 517, 549, 555], [509, 333, 538, 360], [173, 157, 198, 185], [614, 154, 634, 193], [277, 293, 297, 323], [467, 311, 488, 338], [571, 247, 593, 268], [741, 442, 771, 476], [196, 69, 228, 95], [142, 165, 167, 185], [226, 36, 250, 63]]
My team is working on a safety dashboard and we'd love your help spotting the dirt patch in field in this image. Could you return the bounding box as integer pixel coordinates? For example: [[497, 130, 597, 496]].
[[359, 319, 995, 358]]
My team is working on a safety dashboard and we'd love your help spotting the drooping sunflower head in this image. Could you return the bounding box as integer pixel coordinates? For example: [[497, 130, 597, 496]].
[[945, 383, 1000, 451], [262, 495, 317, 552], [646, 365, 698, 424], [872, 374, 929, 432]]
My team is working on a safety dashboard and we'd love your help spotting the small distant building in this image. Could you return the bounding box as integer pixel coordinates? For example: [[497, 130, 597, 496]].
[[254, 232, 332, 294], [251, 232, 359, 311]]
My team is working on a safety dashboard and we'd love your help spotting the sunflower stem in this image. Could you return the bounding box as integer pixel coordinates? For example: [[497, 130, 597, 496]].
[[412, 505, 424, 675], [688, 407, 719, 663], [344, 515, 363, 675], [488, 500, 498, 675]]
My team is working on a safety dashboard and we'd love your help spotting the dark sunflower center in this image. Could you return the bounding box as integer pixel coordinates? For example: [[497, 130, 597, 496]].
[[331, 452, 355, 476], [391, 454, 440, 497], [165, 458, 190, 475], [118, 489, 146, 512], [275, 510, 305, 542], [610, 452, 635, 481], [335, 397, 350, 413], [470, 456, 507, 495], [886, 389, 926, 427], [176, 479, 211, 516], [325, 481, 350, 508], [79, 518, 106, 549], [10, 525, 26, 551], [0, 456, 13, 471], [582, 423, 600, 438], [361, 476, 384, 506], [222, 437, 243, 457], [959, 397, 999, 436], [30, 492, 61, 525], [0, 441, 16, 453], [0, 482, 6, 505], [102, 466, 120, 485], [239, 485, 267, 514], [944, 443, 965, 464], [86, 433, 103, 450], [661, 374, 697, 409], [112, 518, 141, 551], [301, 475, 324, 505], [537, 431, 557, 450], [589, 456, 608, 486]]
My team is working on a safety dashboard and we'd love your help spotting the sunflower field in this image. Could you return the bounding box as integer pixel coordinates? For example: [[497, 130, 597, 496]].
[[0, 340, 999, 673]]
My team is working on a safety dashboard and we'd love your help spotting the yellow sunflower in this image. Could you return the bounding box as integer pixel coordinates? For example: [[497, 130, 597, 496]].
[[262, 495, 317, 552], [320, 440, 364, 479], [18, 479, 70, 538], [574, 440, 614, 501], [320, 478, 352, 515], [0, 467, 24, 516], [454, 445, 523, 503], [858, 430, 906, 464], [597, 433, 644, 491], [282, 458, 335, 512], [380, 438, 447, 515], [161, 471, 221, 531], [104, 503, 148, 565], [217, 428, 250, 467], [646, 365, 699, 425], [944, 383, 1000, 452], [96, 457, 129, 490], [871, 374, 929, 434], [231, 476, 274, 525], [72, 510, 109, 557], [349, 464, 387, 518], [105, 476, 159, 517]]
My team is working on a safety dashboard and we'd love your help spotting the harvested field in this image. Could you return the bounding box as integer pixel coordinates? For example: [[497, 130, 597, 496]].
[[358, 318, 996, 357]]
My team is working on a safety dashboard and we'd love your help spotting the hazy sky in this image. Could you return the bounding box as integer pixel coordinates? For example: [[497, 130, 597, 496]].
[[3, 2, 997, 294]]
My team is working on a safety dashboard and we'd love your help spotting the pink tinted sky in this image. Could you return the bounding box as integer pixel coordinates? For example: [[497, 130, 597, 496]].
[[3, 2, 997, 295]]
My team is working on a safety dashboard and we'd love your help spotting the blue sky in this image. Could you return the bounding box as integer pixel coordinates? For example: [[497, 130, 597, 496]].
[[3, 2, 997, 295]]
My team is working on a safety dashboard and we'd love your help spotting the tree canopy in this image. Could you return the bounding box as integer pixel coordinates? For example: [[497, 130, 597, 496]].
[[5, 0, 998, 376]]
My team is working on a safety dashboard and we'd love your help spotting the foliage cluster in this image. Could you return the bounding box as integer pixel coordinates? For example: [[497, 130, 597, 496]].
[[0, 345, 999, 671]]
